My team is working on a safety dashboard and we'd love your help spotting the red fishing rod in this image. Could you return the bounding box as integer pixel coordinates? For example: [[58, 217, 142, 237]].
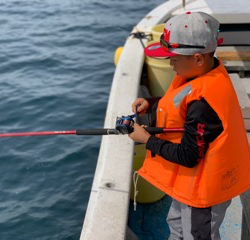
[[1, 112, 249, 138], [0, 114, 184, 138], [0, 127, 184, 138]]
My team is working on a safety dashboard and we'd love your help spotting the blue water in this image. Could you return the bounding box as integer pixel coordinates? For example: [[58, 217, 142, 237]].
[[0, 0, 164, 239]]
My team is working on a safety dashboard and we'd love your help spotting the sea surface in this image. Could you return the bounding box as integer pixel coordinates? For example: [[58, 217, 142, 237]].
[[0, 0, 164, 239]]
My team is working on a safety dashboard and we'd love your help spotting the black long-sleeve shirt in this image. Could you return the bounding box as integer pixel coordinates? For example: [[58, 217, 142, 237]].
[[145, 98, 223, 168]]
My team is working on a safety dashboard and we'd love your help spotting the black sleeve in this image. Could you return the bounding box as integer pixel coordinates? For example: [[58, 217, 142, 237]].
[[145, 98, 223, 168]]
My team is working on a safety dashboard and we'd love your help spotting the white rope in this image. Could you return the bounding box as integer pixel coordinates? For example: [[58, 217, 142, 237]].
[[133, 171, 139, 211]]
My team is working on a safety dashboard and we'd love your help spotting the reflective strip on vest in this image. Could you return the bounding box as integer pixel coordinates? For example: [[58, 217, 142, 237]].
[[173, 84, 192, 108]]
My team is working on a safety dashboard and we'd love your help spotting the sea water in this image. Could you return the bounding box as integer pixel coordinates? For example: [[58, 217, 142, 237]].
[[0, 0, 164, 239]]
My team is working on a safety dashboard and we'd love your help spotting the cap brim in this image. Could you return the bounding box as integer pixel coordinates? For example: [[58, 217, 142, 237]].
[[144, 42, 178, 58]]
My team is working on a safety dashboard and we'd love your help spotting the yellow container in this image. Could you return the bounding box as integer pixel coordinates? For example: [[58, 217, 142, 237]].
[[145, 41, 175, 97], [130, 144, 165, 203], [151, 23, 165, 41], [146, 24, 175, 97]]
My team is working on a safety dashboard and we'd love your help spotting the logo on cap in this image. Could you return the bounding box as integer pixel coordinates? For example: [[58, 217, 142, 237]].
[[163, 28, 171, 42]]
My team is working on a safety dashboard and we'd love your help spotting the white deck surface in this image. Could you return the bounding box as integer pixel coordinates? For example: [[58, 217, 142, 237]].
[[243, 78, 250, 94], [172, 0, 250, 23], [220, 197, 242, 239]]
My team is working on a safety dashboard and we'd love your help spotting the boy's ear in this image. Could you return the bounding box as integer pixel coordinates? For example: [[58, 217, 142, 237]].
[[193, 53, 205, 67]]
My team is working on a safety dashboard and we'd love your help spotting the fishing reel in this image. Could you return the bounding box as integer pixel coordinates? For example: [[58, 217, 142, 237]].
[[115, 114, 137, 134]]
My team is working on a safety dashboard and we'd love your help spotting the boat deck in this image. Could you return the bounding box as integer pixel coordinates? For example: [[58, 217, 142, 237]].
[[128, 196, 171, 240]]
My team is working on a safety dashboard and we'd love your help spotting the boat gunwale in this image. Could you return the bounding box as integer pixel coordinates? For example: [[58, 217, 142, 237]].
[[80, 0, 188, 239]]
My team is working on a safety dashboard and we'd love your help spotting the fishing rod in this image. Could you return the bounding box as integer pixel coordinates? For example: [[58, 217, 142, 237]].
[[0, 114, 184, 138], [0, 127, 184, 138]]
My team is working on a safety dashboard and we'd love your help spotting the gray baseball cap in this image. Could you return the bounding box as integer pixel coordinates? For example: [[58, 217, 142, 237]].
[[144, 12, 222, 57]]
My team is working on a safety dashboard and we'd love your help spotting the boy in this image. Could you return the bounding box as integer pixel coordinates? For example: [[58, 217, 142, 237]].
[[129, 12, 250, 239]]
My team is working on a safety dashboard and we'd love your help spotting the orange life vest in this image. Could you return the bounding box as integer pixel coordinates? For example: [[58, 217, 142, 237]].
[[138, 62, 250, 207]]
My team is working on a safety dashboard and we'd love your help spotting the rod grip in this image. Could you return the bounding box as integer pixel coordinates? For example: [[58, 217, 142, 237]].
[[76, 129, 118, 135], [145, 127, 184, 134], [145, 127, 164, 134]]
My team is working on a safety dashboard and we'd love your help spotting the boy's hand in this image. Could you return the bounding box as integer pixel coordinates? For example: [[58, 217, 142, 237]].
[[128, 123, 151, 144], [132, 98, 149, 115]]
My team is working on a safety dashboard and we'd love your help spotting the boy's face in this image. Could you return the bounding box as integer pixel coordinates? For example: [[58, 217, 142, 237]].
[[169, 54, 200, 80]]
